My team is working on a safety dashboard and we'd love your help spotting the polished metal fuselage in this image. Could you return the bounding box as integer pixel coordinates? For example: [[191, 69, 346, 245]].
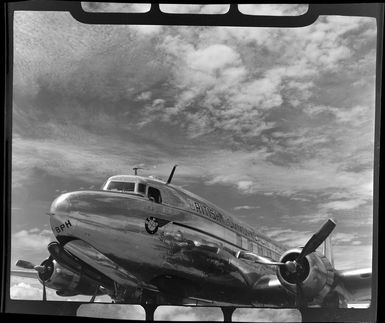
[[49, 178, 285, 304]]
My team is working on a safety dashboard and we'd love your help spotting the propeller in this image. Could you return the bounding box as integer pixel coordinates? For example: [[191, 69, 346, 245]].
[[292, 219, 336, 307], [16, 258, 53, 301], [295, 219, 336, 264], [237, 219, 336, 307], [15, 260, 36, 270]]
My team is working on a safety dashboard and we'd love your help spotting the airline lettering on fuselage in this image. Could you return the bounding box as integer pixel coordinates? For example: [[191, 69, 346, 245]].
[[187, 199, 254, 239], [189, 200, 223, 222], [55, 219, 72, 233]]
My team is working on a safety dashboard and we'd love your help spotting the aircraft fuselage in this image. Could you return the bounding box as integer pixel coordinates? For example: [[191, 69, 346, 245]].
[[49, 175, 286, 304]]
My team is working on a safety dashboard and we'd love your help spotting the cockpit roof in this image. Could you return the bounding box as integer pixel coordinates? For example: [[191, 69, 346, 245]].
[[106, 175, 165, 185]]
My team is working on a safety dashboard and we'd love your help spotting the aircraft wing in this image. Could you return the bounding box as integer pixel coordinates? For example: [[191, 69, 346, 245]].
[[334, 268, 372, 303]]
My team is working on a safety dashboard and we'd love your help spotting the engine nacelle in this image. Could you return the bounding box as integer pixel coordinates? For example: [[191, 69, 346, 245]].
[[276, 249, 335, 301], [37, 258, 103, 296]]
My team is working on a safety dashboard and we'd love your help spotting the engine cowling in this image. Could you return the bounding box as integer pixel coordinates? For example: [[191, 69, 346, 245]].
[[37, 258, 103, 296], [276, 249, 335, 302]]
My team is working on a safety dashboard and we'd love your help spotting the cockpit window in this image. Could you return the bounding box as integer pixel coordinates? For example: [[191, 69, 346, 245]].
[[148, 186, 162, 204], [107, 181, 135, 192], [138, 183, 146, 194]]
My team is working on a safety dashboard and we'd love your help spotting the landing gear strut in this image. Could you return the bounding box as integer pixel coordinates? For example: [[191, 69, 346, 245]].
[[221, 307, 235, 322], [142, 304, 158, 321]]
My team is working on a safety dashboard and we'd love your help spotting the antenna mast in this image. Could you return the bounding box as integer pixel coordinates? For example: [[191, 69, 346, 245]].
[[133, 167, 143, 175], [166, 165, 178, 184]]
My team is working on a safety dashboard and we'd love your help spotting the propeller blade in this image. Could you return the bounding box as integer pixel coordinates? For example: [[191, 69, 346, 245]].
[[16, 260, 36, 270], [296, 219, 336, 263], [16, 258, 51, 301]]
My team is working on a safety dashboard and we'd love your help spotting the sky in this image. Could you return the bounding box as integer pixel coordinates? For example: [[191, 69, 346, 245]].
[[10, 3, 377, 321]]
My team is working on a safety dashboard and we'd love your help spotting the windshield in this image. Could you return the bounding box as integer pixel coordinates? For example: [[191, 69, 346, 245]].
[[106, 181, 135, 192]]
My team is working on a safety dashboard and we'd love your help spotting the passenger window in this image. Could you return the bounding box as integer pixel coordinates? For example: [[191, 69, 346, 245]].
[[241, 237, 248, 249], [262, 247, 268, 257], [266, 249, 272, 258], [236, 235, 242, 247], [148, 187, 162, 204], [248, 240, 253, 252]]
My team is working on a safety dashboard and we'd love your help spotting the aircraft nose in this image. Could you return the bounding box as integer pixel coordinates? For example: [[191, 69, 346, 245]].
[[49, 193, 72, 235]]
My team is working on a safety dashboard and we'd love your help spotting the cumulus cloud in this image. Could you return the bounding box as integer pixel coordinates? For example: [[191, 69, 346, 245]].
[[82, 2, 151, 13], [10, 276, 109, 302], [155, 306, 223, 321], [10, 281, 45, 300], [160, 4, 229, 14], [238, 4, 308, 16], [12, 228, 54, 251], [78, 304, 145, 320], [232, 308, 301, 322], [188, 44, 241, 72]]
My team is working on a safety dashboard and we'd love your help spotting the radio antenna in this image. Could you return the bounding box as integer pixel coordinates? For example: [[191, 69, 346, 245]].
[[133, 167, 143, 175], [166, 165, 178, 184]]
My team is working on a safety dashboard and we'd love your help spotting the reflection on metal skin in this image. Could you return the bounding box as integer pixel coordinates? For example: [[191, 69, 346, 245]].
[[64, 239, 140, 288], [48, 190, 280, 304]]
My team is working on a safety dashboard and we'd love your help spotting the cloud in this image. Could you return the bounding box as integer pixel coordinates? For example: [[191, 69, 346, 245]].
[[332, 232, 361, 245], [12, 228, 54, 251], [320, 199, 368, 211], [78, 304, 145, 320], [188, 44, 241, 72], [10, 281, 45, 300], [154, 306, 300, 321], [234, 205, 261, 211], [82, 2, 151, 13], [238, 4, 308, 16], [202, 149, 373, 203], [129, 24, 163, 35], [10, 276, 110, 302], [136, 91, 152, 101], [155, 306, 223, 321], [233, 308, 301, 322], [333, 245, 372, 270], [263, 228, 313, 248], [160, 4, 229, 14]]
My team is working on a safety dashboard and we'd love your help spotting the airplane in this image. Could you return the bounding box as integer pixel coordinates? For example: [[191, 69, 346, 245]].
[[13, 165, 372, 313]]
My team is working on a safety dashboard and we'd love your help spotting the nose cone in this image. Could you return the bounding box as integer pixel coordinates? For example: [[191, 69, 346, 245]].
[[49, 193, 72, 237]]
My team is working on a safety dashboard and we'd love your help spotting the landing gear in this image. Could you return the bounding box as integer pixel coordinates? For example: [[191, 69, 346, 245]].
[[142, 304, 158, 321], [89, 285, 99, 303], [221, 307, 235, 322], [110, 283, 142, 304]]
